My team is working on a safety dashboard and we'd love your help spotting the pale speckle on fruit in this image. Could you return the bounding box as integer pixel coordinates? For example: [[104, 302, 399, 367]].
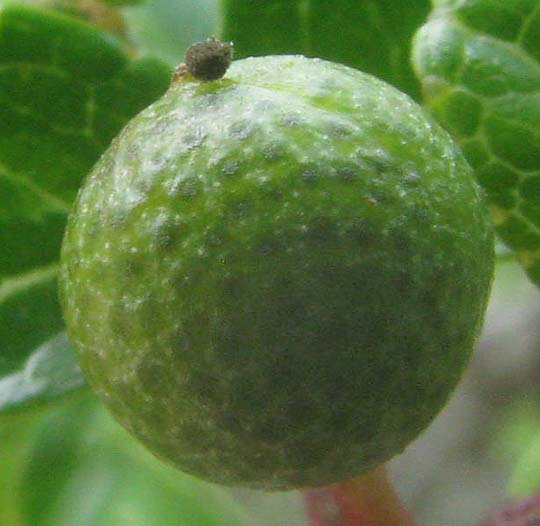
[[221, 159, 240, 176]]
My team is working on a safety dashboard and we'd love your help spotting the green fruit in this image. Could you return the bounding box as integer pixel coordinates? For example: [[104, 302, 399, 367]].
[[60, 55, 494, 490]]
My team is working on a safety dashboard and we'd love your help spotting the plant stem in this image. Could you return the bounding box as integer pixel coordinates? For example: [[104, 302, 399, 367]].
[[304, 466, 415, 526]]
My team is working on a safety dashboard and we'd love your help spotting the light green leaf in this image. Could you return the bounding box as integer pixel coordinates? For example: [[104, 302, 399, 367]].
[[18, 395, 250, 526], [220, 0, 430, 99], [0, 332, 85, 414], [509, 428, 540, 496], [412, 0, 540, 287], [125, 0, 219, 67], [0, 4, 171, 411]]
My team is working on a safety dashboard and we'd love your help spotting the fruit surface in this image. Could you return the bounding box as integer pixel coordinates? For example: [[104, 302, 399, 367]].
[[60, 55, 494, 490]]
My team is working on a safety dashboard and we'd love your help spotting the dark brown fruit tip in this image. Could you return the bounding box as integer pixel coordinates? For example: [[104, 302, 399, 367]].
[[182, 37, 234, 81]]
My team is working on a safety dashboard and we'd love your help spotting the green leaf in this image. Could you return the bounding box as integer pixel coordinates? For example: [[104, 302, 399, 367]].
[[0, 4, 171, 411], [125, 0, 219, 67], [489, 398, 540, 472], [509, 428, 540, 496], [103, 0, 146, 6], [17, 395, 250, 526], [412, 0, 540, 288], [0, 409, 45, 526], [0, 332, 85, 414], [220, 0, 430, 99]]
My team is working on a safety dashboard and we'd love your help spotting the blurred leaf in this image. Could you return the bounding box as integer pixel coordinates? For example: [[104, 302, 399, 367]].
[[0, 409, 47, 526], [0, 333, 86, 415], [125, 0, 218, 67], [220, 0, 430, 99], [509, 429, 540, 497], [0, 4, 170, 412], [412, 0, 540, 288], [489, 398, 540, 470], [18, 395, 250, 526], [103, 0, 146, 6]]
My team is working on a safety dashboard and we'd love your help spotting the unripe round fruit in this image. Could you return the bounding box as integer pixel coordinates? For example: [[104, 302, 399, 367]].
[[60, 54, 494, 490]]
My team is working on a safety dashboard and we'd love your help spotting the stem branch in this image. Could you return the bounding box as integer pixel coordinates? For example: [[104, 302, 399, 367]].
[[304, 466, 415, 526]]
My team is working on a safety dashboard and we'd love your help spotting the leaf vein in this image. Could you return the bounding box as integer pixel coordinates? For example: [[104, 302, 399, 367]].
[[0, 162, 72, 214], [516, 2, 540, 46], [0, 264, 59, 306], [450, 17, 540, 77]]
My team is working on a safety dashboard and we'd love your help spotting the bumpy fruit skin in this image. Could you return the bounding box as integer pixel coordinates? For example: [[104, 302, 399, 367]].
[[60, 55, 494, 490]]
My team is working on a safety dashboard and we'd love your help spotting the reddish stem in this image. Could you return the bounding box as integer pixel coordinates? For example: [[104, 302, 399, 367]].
[[304, 466, 415, 526]]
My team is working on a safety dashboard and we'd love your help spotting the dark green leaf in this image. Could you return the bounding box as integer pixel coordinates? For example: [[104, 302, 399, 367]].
[[18, 395, 250, 526], [0, 4, 171, 412], [412, 0, 540, 287], [220, 0, 430, 99]]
